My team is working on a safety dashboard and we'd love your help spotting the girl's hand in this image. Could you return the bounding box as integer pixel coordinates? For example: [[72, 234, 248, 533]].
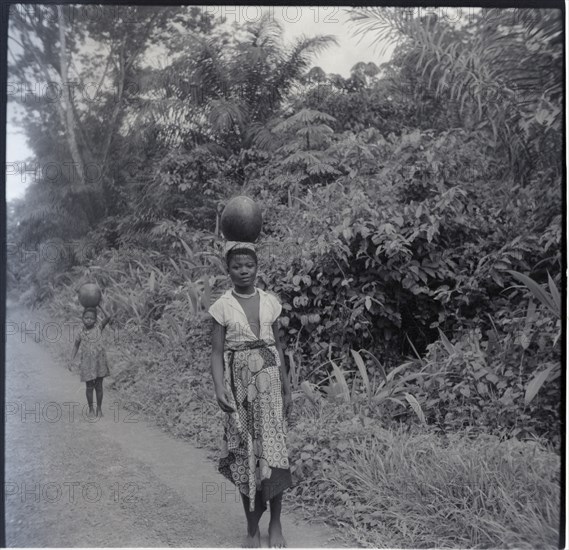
[[215, 388, 235, 413]]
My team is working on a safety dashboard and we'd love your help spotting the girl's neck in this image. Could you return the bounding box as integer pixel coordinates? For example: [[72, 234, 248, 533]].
[[232, 284, 256, 296]]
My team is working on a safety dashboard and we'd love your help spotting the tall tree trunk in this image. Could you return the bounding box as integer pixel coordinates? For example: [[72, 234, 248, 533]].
[[57, 6, 86, 189]]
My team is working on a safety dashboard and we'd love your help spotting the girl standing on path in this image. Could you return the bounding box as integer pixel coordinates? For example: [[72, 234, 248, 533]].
[[209, 241, 293, 548], [71, 304, 111, 417]]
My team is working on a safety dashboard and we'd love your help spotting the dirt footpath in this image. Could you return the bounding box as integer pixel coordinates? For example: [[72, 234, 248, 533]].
[[5, 304, 345, 547]]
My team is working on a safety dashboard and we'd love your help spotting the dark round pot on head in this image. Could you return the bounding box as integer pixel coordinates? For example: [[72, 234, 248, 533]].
[[78, 283, 102, 308], [220, 196, 263, 242]]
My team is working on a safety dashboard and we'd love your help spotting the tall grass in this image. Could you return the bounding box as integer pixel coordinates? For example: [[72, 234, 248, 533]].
[[288, 402, 560, 549]]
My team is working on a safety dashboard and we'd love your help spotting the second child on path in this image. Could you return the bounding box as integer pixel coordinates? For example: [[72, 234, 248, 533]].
[[71, 304, 112, 418]]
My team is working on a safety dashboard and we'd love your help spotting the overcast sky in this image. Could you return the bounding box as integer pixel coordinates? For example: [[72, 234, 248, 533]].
[[268, 6, 392, 74], [6, 6, 393, 202]]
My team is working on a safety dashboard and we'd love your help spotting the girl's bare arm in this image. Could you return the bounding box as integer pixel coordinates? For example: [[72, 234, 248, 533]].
[[98, 304, 111, 330], [211, 319, 234, 412], [71, 338, 80, 360]]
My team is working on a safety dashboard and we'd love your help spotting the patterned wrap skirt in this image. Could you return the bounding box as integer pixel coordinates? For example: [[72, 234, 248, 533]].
[[218, 339, 292, 511]]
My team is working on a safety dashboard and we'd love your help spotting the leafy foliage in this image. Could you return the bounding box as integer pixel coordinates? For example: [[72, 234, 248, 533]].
[[349, 7, 563, 182], [8, 8, 562, 546]]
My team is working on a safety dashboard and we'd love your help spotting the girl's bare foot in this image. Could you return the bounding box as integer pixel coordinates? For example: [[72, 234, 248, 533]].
[[97, 409, 103, 417], [88, 408, 96, 418], [269, 521, 286, 548], [242, 529, 261, 548]]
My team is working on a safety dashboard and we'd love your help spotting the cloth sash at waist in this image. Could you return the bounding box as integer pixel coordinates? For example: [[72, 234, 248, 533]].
[[225, 339, 276, 352]]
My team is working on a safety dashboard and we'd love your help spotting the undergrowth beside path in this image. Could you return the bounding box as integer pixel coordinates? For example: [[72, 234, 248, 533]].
[[39, 302, 561, 549]]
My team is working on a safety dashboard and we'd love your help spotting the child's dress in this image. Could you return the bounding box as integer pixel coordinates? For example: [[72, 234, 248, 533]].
[[76, 321, 110, 382], [208, 288, 292, 510]]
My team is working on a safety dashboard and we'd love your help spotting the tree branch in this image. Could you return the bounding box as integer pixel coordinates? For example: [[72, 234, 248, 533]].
[[100, 13, 160, 170]]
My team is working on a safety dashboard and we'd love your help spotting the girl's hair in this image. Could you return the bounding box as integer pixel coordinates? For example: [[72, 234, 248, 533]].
[[226, 247, 258, 266], [83, 307, 97, 317]]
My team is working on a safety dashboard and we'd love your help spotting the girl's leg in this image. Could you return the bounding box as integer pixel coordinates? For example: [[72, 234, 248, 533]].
[[268, 493, 286, 548], [94, 377, 104, 416], [85, 380, 95, 415], [241, 492, 265, 547]]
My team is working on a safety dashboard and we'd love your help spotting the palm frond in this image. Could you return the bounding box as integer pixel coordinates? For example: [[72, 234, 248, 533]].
[[187, 35, 232, 99], [273, 108, 337, 133], [197, 142, 231, 158], [306, 162, 341, 176], [243, 12, 284, 53], [296, 124, 334, 138], [348, 7, 412, 56], [270, 35, 338, 99], [246, 122, 281, 151], [207, 99, 249, 133], [276, 140, 302, 156], [279, 151, 321, 168]]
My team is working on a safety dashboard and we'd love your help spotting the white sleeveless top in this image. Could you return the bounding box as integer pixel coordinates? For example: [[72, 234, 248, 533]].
[[208, 288, 282, 345]]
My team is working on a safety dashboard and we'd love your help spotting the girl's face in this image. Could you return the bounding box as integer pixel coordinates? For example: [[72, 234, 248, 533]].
[[83, 311, 96, 328], [228, 253, 257, 288]]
